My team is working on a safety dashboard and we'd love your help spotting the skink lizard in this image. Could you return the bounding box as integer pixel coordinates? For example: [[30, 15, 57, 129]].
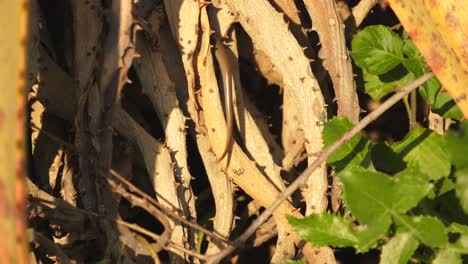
[[214, 38, 234, 160]]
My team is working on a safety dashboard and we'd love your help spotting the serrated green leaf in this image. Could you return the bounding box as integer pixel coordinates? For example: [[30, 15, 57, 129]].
[[448, 223, 468, 234], [391, 128, 450, 180], [416, 191, 468, 226], [401, 40, 460, 118], [351, 25, 404, 75], [446, 122, 468, 169], [380, 233, 419, 264], [454, 168, 468, 214], [396, 215, 448, 247], [448, 223, 468, 254], [361, 68, 413, 100], [402, 57, 441, 105], [355, 219, 392, 252], [403, 39, 422, 59], [287, 214, 359, 248], [371, 142, 406, 174], [446, 122, 468, 213], [418, 77, 442, 106], [433, 248, 462, 264], [427, 177, 457, 199], [338, 166, 431, 226], [323, 117, 371, 171], [432, 90, 463, 120]]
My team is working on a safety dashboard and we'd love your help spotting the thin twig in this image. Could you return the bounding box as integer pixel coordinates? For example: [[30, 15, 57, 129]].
[[109, 169, 231, 247], [114, 217, 207, 261], [105, 176, 173, 253], [403, 95, 413, 127], [206, 72, 434, 263], [411, 89, 417, 128], [30, 197, 207, 261]]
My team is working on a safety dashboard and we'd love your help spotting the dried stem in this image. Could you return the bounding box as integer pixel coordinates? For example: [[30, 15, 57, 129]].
[[108, 169, 230, 247], [31, 230, 72, 264], [29, 197, 207, 261], [104, 176, 173, 253], [206, 72, 434, 263]]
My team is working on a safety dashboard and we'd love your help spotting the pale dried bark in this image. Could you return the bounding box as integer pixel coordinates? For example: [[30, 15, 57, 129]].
[[111, 106, 188, 261], [303, 0, 359, 123], [352, 0, 378, 27], [209, 10, 295, 260], [162, 0, 236, 256], [217, 0, 328, 219], [134, 31, 197, 253]]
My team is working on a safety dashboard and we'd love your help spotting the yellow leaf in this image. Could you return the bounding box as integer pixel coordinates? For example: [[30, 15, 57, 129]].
[[389, 0, 468, 118]]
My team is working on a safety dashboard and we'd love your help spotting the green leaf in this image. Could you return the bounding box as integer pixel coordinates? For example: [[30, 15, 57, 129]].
[[380, 233, 419, 264], [401, 39, 460, 118], [402, 39, 441, 106], [371, 142, 406, 174], [427, 178, 457, 199], [454, 168, 468, 214], [416, 192, 468, 226], [391, 128, 450, 180], [433, 248, 462, 264], [446, 122, 468, 213], [448, 223, 468, 254], [338, 166, 431, 226], [354, 219, 392, 252], [287, 214, 359, 248], [446, 122, 468, 169], [448, 223, 468, 234], [361, 68, 413, 100], [432, 90, 463, 120], [403, 39, 422, 59], [323, 117, 371, 171], [418, 77, 442, 106], [396, 215, 448, 247], [351, 25, 404, 75], [402, 57, 441, 105]]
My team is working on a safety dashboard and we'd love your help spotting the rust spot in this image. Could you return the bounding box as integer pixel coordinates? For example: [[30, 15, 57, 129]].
[[288, 56, 293, 61], [455, 93, 467, 103], [20, 36, 27, 47], [410, 29, 420, 40], [445, 11, 459, 29], [300, 77, 305, 83], [452, 74, 458, 82], [426, 48, 446, 73], [0, 181, 14, 217]]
